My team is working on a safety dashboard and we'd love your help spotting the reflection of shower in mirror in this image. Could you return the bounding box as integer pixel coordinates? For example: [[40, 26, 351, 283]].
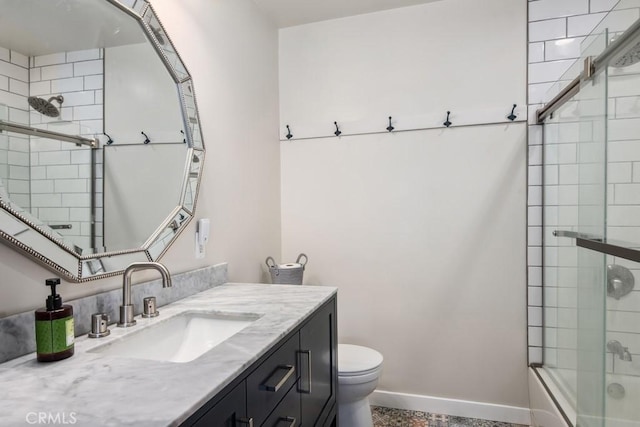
[[149, 25, 165, 45], [27, 95, 64, 117]]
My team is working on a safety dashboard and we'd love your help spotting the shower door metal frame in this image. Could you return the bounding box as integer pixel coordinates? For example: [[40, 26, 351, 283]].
[[537, 16, 640, 263], [536, 18, 640, 125]]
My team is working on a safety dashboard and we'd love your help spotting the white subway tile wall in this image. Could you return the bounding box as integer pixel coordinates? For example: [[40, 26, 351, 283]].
[[29, 49, 104, 250], [0, 49, 30, 210], [528, 0, 613, 364], [1, 46, 104, 251], [528, 0, 640, 382]]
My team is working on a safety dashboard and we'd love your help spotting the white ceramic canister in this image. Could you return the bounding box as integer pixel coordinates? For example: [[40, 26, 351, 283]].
[[265, 254, 308, 285]]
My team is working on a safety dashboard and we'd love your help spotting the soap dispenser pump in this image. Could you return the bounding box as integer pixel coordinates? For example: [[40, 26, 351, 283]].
[[35, 278, 74, 362]]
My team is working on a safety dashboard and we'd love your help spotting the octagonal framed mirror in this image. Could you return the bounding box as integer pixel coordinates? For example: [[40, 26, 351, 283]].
[[0, 0, 205, 281]]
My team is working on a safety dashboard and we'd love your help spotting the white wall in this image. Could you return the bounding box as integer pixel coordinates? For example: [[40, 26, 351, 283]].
[[279, 0, 526, 137], [103, 144, 185, 250], [105, 43, 183, 144], [280, 0, 529, 410], [0, 0, 280, 316]]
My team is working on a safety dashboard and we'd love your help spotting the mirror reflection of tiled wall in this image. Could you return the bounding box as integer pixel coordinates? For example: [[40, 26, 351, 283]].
[[0, 47, 30, 210], [0, 46, 104, 251]]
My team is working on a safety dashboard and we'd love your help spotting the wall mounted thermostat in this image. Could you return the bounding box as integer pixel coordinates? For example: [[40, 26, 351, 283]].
[[195, 218, 210, 259]]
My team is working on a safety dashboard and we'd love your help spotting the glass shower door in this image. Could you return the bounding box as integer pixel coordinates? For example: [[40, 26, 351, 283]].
[[542, 29, 609, 427], [576, 31, 609, 427], [603, 24, 640, 427], [540, 5, 640, 427]]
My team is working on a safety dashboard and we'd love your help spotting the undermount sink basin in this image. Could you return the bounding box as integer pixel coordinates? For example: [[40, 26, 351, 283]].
[[89, 311, 259, 363]]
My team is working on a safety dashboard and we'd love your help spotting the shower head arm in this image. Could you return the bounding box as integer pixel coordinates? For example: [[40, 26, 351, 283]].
[[47, 95, 64, 106]]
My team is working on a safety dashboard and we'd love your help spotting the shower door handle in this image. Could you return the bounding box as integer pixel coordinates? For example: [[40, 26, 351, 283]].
[[577, 238, 640, 263], [552, 230, 601, 240], [554, 230, 640, 264], [49, 224, 72, 230]]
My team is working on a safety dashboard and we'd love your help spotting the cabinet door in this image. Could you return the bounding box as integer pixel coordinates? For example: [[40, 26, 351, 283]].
[[192, 381, 248, 427], [299, 298, 337, 426]]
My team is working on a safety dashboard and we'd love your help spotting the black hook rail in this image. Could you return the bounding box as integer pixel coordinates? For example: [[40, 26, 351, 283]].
[[286, 125, 293, 140], [141, 131, 150, 144], [507, 104, 517, 121], [334, 121, 341, 136]]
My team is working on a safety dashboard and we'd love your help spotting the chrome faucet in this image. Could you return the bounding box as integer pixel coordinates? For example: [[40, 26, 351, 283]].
[[118, 262, 172, 327], [607, 340, 633, 361]]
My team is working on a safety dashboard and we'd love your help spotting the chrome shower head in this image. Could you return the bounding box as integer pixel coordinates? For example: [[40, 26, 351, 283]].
[[611, 40, 640, 68], [27, 95, 64, 118]]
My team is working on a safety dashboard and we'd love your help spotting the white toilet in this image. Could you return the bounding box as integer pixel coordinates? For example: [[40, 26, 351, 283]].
[[338, 344, 384, 427]]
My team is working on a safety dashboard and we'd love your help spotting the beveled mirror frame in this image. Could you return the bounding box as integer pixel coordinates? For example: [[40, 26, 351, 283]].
[[0, 0, 205, 282]]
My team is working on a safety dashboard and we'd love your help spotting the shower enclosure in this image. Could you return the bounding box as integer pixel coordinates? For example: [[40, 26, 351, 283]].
[[537, 2, 640, 427]]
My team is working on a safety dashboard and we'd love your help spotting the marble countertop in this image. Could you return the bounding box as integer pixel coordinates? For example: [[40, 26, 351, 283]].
[[0, 283, 337, 427]]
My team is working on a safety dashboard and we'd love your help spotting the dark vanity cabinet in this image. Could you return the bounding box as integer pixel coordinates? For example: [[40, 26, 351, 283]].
[[299, 300, 337, 426], [191, 382, 248, 426], [183, 296, 337, 427]]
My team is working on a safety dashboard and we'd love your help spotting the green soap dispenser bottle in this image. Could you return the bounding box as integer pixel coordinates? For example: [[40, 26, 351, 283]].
[[35, 278, 74, 362]]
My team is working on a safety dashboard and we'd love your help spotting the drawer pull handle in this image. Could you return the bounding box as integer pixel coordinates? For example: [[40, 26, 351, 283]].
[[237, 417, 254, 427], [260, 364, 295, 392], [297, 350, 312, 394], [278, 416, 296, 427]]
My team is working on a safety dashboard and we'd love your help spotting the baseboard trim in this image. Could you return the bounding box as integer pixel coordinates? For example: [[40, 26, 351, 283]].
[[370, 390, 532, 425]]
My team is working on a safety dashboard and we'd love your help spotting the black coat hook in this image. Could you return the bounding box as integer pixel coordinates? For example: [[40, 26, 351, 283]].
[[386, 116, 394, 132], [180, 130, 186, 143], [104, 133, 113, 145], [334, 121, 341, 136], [443, 111, 452, 128], [141, 131, 150, 144], [286, 125, 293, 140], [507, 104, 517, 121]]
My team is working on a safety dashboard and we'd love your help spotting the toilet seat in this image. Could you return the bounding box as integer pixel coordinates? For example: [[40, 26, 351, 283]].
[[338, 344, 383, 377]]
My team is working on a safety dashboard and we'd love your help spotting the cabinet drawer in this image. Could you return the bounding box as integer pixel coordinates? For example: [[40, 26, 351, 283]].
[[247, 333, 299, 425], [191, 381, 246, 427], [261, 383, 301, 427]]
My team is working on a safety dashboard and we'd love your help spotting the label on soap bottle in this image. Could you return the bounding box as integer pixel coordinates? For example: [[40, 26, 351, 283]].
[[51, 317, 74, 353], [66, 318, 75, 347]]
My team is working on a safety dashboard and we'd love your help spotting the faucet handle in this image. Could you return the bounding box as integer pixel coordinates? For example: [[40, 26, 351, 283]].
[[88, 313, 110, 338], [142, 296, 159, 318]]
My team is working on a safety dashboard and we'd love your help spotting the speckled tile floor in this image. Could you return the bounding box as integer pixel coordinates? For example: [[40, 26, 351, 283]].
[[371, 406, 529, 427]]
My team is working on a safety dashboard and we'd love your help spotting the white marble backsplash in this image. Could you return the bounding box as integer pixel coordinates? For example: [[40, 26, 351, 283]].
[[0, 263, 228, 363]]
